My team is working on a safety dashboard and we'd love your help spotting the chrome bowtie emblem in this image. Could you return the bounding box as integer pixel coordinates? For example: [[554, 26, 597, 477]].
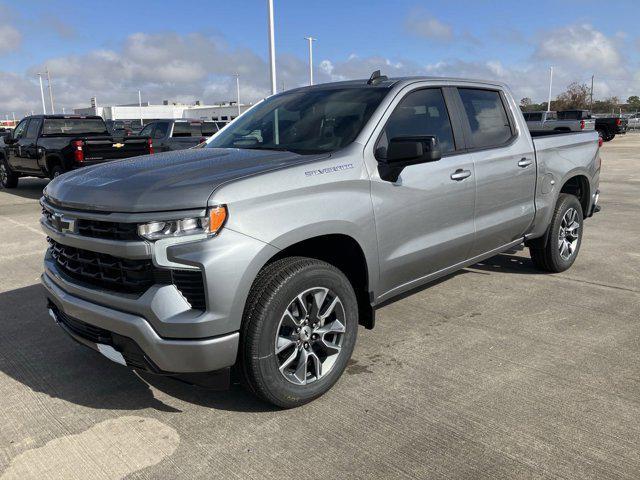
[[51, 213, 77, 234]]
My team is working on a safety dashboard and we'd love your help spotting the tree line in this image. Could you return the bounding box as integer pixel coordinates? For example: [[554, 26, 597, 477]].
[[520, 82, 640, 114]]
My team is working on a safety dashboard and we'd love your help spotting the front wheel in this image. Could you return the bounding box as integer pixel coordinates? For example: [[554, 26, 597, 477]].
[[49, 165, 64, 180], [240, 257, 358, 408], [0, 158, 19, 188], [529, 193, 583, 273]]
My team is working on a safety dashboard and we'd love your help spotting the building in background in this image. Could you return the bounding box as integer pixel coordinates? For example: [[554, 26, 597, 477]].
[[74, 99, 252, 124]]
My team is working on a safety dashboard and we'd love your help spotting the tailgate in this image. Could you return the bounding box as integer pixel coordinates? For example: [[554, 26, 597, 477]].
[[82, 137, 150, 162]]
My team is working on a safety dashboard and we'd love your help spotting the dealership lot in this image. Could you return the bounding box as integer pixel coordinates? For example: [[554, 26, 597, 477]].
[[0, 135, 638, 479]]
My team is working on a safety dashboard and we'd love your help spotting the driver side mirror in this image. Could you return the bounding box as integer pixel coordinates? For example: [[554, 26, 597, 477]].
[[376, 135, 442, 182], [3, 132, 15, 144]]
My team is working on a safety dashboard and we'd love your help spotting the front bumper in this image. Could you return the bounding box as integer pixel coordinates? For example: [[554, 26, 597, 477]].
[[42, 272, 239, 373]]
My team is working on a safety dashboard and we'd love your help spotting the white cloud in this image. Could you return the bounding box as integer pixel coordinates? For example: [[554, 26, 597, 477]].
[[535, 24, 622, 69], [0, 24, 21, 54], [405, 10, 453, 41]]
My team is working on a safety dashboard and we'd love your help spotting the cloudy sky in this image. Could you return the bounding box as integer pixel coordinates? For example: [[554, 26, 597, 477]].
[[0, 0, 638, 117]]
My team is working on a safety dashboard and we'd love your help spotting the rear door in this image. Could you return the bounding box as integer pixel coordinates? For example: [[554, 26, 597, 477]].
[[368, 86, 476, 298], [455, 87, 536, 256]]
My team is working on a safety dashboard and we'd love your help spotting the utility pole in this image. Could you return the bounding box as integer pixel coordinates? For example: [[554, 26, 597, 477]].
[[37, 73, 47, 114], [46, 67, 55, 114], [590, 75, 594, 110], [138, 90, 143, 126], [11, 112, 15, 123], [546, 66, 553, 112], [234, 74, 241, 117], [304, 36, 316, 85], [267, 0, 277, 95]]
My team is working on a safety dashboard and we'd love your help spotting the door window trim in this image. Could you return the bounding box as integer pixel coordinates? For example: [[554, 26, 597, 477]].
[[453, 86, 519, 153]]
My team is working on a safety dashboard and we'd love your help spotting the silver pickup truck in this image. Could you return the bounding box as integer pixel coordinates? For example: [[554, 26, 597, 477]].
[[41, 74, 601, 407], [524, 110, 596, 133]]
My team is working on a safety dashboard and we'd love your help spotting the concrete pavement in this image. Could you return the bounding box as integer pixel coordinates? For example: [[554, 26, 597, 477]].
[[0, 134, 638, 479]]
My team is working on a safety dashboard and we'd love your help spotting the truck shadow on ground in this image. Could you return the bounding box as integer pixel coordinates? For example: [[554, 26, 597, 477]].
[[0, 178, 49, 201], [0, 284, 277, 414], [0, 250, 538, 414]]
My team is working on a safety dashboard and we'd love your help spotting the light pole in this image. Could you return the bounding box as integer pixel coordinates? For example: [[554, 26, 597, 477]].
[[267, 0, 277, 95], [138, 90, 143, 126], [546, 66, 553, 112], [37, 73, 47, 114], [46, 67, 55, 114], [590, 75, 594, 110], [304, 36, 316, 86], [234, 74, 241, 117]]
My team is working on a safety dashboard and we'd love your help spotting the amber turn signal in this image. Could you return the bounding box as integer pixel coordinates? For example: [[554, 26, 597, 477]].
[[208, 206, 227, 235]]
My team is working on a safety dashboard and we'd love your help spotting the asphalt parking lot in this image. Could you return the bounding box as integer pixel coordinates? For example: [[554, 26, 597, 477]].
[[0, 134, 639, 480]]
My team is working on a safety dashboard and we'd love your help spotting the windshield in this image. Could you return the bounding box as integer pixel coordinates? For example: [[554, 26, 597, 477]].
[[42, 118, 109, 136], [207, 87, 390, 154]]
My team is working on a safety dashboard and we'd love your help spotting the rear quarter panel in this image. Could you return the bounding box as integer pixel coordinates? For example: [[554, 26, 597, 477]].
[[529, 131, 600, 238]]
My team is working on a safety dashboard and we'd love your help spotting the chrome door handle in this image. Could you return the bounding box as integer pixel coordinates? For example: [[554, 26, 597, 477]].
[[518, 158, 533, 168], [450, 169, 471, 181]]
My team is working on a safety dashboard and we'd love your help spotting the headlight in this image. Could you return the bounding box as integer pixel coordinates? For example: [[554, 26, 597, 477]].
[[138, 206, 227, 240]]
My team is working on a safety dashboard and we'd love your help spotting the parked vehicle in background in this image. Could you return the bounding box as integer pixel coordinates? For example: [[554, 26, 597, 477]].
[[626, 113, 640, 130], [523, 110, 595, 133], [0, 115, 153, 188], [41, 75, 601, 407], [591, 114, 628, 141], [139, 119, 224, 152]]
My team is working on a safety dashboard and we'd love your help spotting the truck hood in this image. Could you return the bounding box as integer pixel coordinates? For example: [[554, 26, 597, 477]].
[[44, 148, 328, 212]]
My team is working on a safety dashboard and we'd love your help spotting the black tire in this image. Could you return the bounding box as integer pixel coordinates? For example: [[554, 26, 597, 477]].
[[49, 165, 64, 180], [0, 157, 19, 188], [240, 256, 358, 408], [529, 193, 583, 273]]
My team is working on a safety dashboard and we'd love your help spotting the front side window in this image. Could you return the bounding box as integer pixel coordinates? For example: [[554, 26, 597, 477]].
[[139, 124, 154, 137], [207, 87, 390, 154], [377, 88, 456, 156], [458, 88, 513, 149], [13, 119, 28, 139]]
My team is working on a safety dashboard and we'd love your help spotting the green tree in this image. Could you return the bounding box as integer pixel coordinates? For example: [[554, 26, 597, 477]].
[[627, 95, 640, 111], [555, 82, 590, 110]]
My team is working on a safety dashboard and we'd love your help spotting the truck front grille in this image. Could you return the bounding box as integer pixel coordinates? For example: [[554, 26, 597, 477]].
[[49, 238, 155, 293], [77, 219, 140, 241], [48, 239, 207, 309]]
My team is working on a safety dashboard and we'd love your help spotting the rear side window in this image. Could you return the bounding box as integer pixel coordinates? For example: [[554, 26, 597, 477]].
[[25, 119, 42, 139], [458, 88, 513, 149], [201, 122, 218, 136], [154, 122, 169, 139], [377, 88, 456, 155], [172, 123, 202, 137], [524, 112, 542, 121]]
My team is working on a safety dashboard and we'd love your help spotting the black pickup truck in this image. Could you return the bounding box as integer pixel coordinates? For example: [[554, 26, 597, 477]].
[[138, 119, 224, 152], [0, 115, 152, 188], [594, 116, 628, 142]]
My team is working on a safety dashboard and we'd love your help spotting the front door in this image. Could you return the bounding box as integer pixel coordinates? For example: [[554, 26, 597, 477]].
[[368, 87, 476, 299], [6, 119, 29, 172]]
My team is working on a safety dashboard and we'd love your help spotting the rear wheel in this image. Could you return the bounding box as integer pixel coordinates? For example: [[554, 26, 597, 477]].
[[529, 193, 583, 273], [240, 257, 358, 408], [49, 165, 64, 180], [0, 158, 19, 188]]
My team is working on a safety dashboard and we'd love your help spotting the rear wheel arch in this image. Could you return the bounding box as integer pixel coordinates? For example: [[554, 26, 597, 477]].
[[45, 154, 65, 171], [560, 174, 590, 217]]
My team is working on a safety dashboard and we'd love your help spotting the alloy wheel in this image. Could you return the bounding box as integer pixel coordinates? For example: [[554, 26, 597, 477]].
[[275, 287, 346, 385], [558, 207, 580, 260]]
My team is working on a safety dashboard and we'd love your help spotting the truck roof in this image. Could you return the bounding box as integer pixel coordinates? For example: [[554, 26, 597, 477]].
[[284, 75, 510, 93], [24, 115, 104, 120]]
